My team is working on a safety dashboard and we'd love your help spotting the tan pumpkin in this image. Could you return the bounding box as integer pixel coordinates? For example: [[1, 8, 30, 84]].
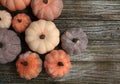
[[0, 10, 12, 29], [16, 51, 42, 80], [31, 0, 63, 21], [44, 50, 71, 78], [1, 0, 31, 11], [25, 20, 60, 54]]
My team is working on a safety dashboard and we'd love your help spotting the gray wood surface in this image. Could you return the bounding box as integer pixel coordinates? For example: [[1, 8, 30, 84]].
[[0, 0, 120, 84]]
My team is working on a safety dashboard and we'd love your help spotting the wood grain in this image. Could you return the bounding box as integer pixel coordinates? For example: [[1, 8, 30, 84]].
[[61, 0, 120, 20], [0, 0, 120, 84]]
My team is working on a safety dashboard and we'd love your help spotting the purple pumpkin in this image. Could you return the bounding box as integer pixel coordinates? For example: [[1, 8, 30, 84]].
[[61, 28, 88, 55], [0, 29, 21, 64]]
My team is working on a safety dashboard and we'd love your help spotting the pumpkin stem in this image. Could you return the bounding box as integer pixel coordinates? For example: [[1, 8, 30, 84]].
[[21, 61, 28, 66], [40, 34, 45, 39], [58, 62, 64, 66], [17, 19, 22, 23], [72, 38, 79, 43], [0, 42, 3, 48], [43, 0, 48, 4]]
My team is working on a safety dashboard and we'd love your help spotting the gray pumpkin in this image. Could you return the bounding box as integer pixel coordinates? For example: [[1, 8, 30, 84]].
[[0, 29, 21, 64], [61, 28, 88, 55]]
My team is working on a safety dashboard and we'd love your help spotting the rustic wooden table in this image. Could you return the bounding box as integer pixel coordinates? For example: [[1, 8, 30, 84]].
[[0, 0, 120, 84]]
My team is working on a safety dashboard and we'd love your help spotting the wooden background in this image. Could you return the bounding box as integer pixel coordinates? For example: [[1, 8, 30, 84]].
[[0, 0, 120, 84]]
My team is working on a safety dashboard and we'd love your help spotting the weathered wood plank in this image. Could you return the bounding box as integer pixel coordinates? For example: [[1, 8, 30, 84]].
[[60, 0, 120, 20], [0, 62, 120, 84], [55, 20, 120, 41]]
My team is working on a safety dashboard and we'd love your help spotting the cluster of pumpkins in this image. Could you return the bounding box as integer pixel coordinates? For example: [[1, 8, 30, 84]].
[[0, 0, 88, 80]]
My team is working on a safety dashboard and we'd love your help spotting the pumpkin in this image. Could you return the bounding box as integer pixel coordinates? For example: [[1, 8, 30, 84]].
[[44, 50, 71, 78], [16, 51, 42, 80], [31, 0, 63, 21], [25, 20, 60, 54], [0, 10, 12, 29], [1, 0, 31, 11], [0, 29, 21, 64], [61, 28, 88, 55], [12, 13, 31, 33]]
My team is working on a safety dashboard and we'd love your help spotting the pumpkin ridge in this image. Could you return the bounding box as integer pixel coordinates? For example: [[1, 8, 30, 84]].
[[30, 40, 40, 51], [32, 0, 43, 16], [50, 5, 58, 18], [38, 8, 45, 19], [23, 0, 27, 5], [37, 41, 46, 54], [1, 0, 7, 7], [51, 0, 63, 10], [23, 0, 30, 5], [6, 0, 15, 11], [36, 7, 42, 17], [6, 31, 20, 45], [44, 39, 54, 51], [13, 0, 17, 10], [16, 0, 26, 10], [26, 36, 38, 44]]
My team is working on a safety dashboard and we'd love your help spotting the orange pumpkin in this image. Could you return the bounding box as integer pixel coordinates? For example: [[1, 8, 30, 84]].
[[44, 50, 71, 78], [16, 51, 42, 80], [12, 13, 31, 33], [1, 0, 31, 11], [31, 0, 63, 21]]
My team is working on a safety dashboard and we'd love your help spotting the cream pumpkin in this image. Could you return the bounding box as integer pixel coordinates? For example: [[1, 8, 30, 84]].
[[1, 0, 31, 11], [25, 20, 60, 54], [0, 10, 12, 29]]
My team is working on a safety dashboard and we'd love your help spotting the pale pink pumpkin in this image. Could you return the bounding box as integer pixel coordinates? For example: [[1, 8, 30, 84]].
[[31, 0, 63, 21], [1, 0, 31, 11]]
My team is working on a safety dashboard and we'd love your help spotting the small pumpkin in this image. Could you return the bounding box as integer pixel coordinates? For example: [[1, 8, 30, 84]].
[[0, 10, 12, 29], [61, 28, 88, 55], [0, 29, 21, 64], [31, 0, 63, 21], [44, 50, 71, 78], [1, 0, 31, 11], [25, 20, 60, 54], [12, 13, 31, 33], [16, 51, 42, 80]]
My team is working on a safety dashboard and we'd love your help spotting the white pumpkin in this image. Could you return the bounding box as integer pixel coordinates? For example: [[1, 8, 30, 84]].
[[0, 10, 12, 29], [25, 20, 60, 54]]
